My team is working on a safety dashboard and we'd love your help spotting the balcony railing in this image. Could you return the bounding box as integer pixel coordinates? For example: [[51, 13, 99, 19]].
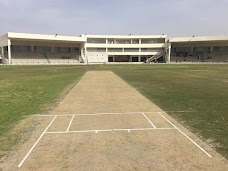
[[124, 48, 139, 52]]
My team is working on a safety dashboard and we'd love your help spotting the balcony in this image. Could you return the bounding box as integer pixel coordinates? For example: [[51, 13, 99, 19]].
[[86, 43, 166, 48], [124, 48, 139, 52]]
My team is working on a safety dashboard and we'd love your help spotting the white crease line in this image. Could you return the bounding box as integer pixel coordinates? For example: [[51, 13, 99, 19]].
[[66, 115, 75, 132], [18, 115, 58, 168], [19, 111, 197, 118], [45, 128, 175, 134], [157, 112, 212, 158], [145, 111, 197, 113], [34, 114, 59, 117], [141, 112, 156, 128], [73, 112, 140, 116], [34, 112, 159, 117]]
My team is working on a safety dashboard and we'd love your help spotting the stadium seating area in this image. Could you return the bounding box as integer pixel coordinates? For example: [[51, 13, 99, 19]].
[[171, 52, 228, 63], [10, 52, 82, 64]]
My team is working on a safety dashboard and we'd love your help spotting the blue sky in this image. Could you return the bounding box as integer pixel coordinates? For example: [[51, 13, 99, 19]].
[[0, 0, 228, 37]]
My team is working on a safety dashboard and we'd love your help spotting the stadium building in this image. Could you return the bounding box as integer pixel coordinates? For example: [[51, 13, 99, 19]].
[[0, 32, 228, 65], [169, 36, 228, 63]]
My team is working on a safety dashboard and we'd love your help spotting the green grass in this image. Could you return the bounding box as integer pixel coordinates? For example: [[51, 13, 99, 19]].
[[111, 64, 228, 158], [0, 65, 85, 159], [0, 64, 228, 159]]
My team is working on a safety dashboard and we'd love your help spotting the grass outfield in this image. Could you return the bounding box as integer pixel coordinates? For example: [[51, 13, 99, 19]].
[[0, 64, 227, 160], [0, 66, 85, 159], [112, 64, 228, 158]]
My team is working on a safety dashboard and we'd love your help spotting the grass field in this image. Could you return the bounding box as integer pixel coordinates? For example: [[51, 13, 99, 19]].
[[0, 64, 228, 160], [0, 66, 85, 159]]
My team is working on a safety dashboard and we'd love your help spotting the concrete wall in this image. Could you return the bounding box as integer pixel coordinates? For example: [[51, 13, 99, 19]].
[[87, 52, 108, 63], [0, 34, 8, 47]]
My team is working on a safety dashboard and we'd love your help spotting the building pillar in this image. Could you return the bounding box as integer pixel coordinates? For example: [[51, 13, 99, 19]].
[[167, 43, 171, 63], [139, 55, 141, 62], [1, 46, 3, 56], [210, 46, 213, 52], [51, 46, 54, 53], [130, 56, 132, 62], [139, 39, 141, 44], [80, 43, 88, 64], [31, 46, 34, 52], [8, 39, 11, 64]]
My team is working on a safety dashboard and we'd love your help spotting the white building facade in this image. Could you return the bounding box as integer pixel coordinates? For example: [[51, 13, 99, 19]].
[[0, 33, 167, 65], [82, 34, 167, 63], [1, 32, 228, 64]]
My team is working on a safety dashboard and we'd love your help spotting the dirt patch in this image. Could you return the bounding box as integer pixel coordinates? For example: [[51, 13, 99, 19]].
[[51, 71, 162, 114]]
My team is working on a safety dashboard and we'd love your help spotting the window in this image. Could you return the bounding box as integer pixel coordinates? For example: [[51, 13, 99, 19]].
[[72, 47, 79, 53], [213, 46, 228, 52], [4, 46, 8, 52], [34, 46, 51, 52], [61, 47, 71, 53], [12, 45, 31, 52], [223, 46, 228, 52], [108, 39, 115, 44], [87, 48, 106, 52], [108, 48, 123, 52], [54, 47, 79, 53], [108, 56, 114, 62], [193, 47, 210, 53], [87, 38, 106, 44], [124, 48, 139, 52], [174, 47, 191, 53], [140, 56, 148, 62], [116, 39, 131, 44], [54, 47, 61, 53], [132, 39, 139, 44], [141, 48, 164, 52], [141, 38, 165, 44], [213, 46, 222, 52], [132, 56, 139, 62]]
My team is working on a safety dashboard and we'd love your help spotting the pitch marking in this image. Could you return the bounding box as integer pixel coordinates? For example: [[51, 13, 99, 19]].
[[45, 127, 174, 134], [18, 115, 57, 168], [66, 115, 75, 132], [157, 112, 212, 158], [141, 112, 156, 128]]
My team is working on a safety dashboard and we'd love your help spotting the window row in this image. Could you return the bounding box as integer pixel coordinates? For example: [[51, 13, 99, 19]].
[[172, 46, 228, 53], [87, 38, 165, 44], [213, 46, 228, 52], [10, 45, 79, 53], [172, 47, 211, 53], [87, 48, 165, 52]]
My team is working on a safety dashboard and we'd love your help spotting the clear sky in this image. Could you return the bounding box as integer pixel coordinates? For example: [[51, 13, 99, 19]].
[[0, 0, 228, 37]]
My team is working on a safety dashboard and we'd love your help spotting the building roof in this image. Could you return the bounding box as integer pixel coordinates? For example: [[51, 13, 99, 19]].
[[7, 32, 87, 42], [169, 36, 228, 43], [81, 34, 167, 39]]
